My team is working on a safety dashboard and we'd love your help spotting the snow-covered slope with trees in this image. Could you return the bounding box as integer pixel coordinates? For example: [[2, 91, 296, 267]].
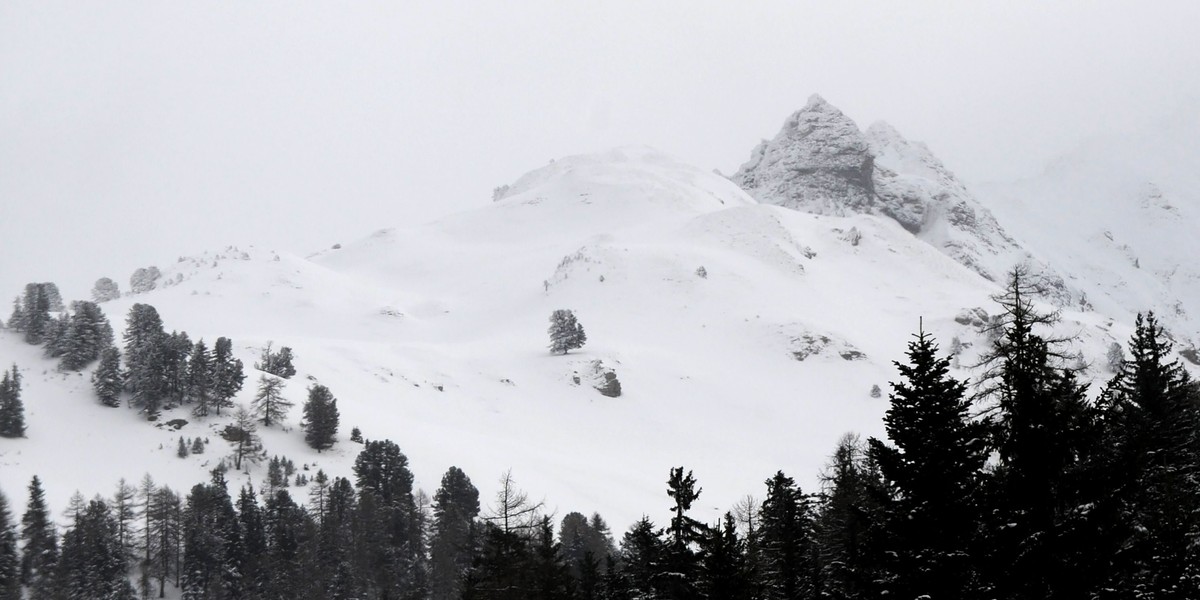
[[0, 138, 1176, 537]]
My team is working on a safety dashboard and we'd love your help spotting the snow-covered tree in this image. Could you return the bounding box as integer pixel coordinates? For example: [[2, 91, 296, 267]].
[[91, 277, 121, 303], [59, 301, 113, 371], [548, 309, 587, 355], [129, 266, 161, 294], [211, 337, 245, 415], [254, 342, 296, 379], [92, 348, 123, 408], [301, 384, 339, 452], [0, 366, 24, 438]]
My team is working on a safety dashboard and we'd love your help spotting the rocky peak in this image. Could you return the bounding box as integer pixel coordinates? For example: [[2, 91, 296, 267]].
[[732, 96, 876, 215], [732, 97, 1053, 288]]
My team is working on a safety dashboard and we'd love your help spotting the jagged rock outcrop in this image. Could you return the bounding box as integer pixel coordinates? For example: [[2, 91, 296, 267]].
[[733, 95, 877, 216], [733, 95, 1053, 287]]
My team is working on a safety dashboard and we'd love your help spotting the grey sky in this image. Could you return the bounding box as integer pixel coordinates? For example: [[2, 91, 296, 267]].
[[2, 1, 1197, 301]]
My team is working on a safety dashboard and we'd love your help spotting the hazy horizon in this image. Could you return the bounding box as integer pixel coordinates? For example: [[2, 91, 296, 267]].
[[3, 1, 1198, 301]]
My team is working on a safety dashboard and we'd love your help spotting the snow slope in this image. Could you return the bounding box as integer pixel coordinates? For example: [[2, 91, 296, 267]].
[[978, 106, 1200, 345], [0, 146, 1148, 533]]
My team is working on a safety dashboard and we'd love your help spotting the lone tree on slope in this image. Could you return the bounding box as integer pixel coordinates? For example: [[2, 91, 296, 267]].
[[548, 309, 587, 355]]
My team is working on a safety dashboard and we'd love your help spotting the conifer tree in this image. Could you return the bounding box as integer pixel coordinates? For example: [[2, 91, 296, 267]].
[[20, 476, 58, 594], [252, 375, 291, 427], [57, 499, 136, 600], [867, 328, 987, 599], [975, 267, 1098, 599], [255, 342, 297, 379], [180, 476, 243, 600], [59, 300, 113, 371], [548, 309, 587, 355], [236, 485, 267, 598], [430, 466, 480, 600], [301, 383, 340, 451], [225, 406, 262, 471], [124, 304, 168, 418], [758, 471, 815, 600], [1097, 312, 1200, 596], [92, 347, 123, 408], [6, 298, 25, 334], [186, 340, 215, 417], [663, 466, 705, 599], [816, 435, 888, 600], [20, 284, 51, 346], [110, 478, 139, 570], [146, 486, 183, 598], [211, 337, 245, 415], [92, 277, 121, 303], [0, 489, 18, 600], [616, 517, 664, 599], [0, 366, 25, 438], [352, 440, 429, 598], [162, 331, 193, 409], [699, 513, 749, 600]]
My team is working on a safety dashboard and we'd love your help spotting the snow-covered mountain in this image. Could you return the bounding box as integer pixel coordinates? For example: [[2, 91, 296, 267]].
[[978, 105, 1200, 347], [0, 112, 1189, 533], [732, 95, 1053, 290]]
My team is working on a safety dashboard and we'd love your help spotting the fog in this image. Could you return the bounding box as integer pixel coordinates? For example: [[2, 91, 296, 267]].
[[2, 1, 1197, 300]]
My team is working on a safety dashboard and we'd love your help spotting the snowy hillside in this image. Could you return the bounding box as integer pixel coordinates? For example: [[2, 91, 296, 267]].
[[978, 106, 1200, 348], [0, 146, 1153, 532]]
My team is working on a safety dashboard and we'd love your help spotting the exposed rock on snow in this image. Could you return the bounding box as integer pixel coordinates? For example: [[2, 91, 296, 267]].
[[732, 96, 1050, 288]]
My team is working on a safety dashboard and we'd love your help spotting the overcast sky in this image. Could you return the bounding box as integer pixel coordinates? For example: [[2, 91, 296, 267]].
[[2, 1, 1198, 301]]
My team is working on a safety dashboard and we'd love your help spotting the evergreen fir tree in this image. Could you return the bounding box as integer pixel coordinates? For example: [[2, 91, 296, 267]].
[[699, 513, 749, 600], [662, 466, 705, 600], [177, 437, 189, 458], [92, 347, 123, 408], [352, 439, 428, 598], [42, 312, 70, 359], [1097, 312, 1200, 597], [59, 300, 113, 371], [21, 283, 51, 346], [0, 489, 19, 600], [548, 309, 586, 355], [91, 277, 121, 303], [57, 499, 137, 600], [974, 267, 1099, 600], [617, 517, 665, 599], [252, 374, 291, 427], [0, 366, 25, 438], [186, 339, 215, 417], [758, 471, 815, 600], [123, 304, 168, 419], [236, 485, 268, 598], [211, 337, 245, 416], [6, 298, 25, 334], [430, 466, 480, 600], [301, 383, 340, 451], [866, 328, 987, 599], [146, 486, 183, 599], [20, 476, 58, 594], [816, 435, 889, 600], [180, 477, 243, 600], [162, 331, 194, 409], [255, 342, 297, 379]]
